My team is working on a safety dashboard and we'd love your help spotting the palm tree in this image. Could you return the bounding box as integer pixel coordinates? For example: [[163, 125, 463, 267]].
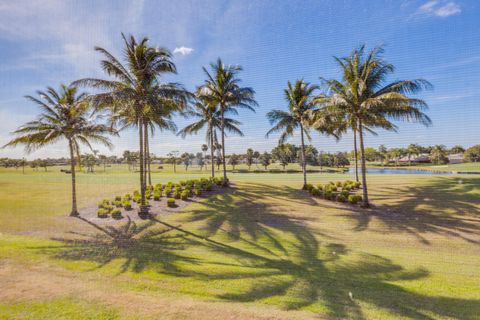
[[406, 143, 421, 166], [177, 91, 244, 178], [322, 45, 431, 207], [74, 34, 188, 217], [201, 58, 257, 185], [266, 80, 319, 189], [2, 85, 116, 216]]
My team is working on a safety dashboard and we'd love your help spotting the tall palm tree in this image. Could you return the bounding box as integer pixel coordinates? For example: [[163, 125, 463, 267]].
[[201, 58, 257, 185], [266, 80, 320, 189], [322, 45, 431, 207], [74, 34, 188, 217], [3, 85, 116, 216], [177, 92, 244, 178]]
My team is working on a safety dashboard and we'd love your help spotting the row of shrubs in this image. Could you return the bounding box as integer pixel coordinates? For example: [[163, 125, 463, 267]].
[[97, 177, 227, 218], [304, 180, 363, 204]]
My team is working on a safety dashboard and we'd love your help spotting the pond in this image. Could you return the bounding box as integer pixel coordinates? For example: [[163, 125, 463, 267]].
[[347, 168, 455, 175]]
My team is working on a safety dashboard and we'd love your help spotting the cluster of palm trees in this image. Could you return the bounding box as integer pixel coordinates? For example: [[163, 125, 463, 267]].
[[3, 34, 256, 217], [265, 46, 431, 206], [4, 36, 431, 213]]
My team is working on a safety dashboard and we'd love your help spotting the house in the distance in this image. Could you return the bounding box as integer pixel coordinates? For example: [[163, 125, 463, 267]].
[[448, 153, 464, 164], [397, 153, 431, 164]]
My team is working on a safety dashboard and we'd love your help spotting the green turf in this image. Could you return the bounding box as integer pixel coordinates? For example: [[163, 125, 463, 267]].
[[0, 164, 479, 319]]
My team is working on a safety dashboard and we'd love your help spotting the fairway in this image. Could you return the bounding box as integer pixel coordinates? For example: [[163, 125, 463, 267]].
[[1, 165, 479, 319]]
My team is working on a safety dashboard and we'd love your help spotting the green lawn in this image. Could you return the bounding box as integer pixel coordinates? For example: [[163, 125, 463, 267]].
[[0, 165, 479, 319]]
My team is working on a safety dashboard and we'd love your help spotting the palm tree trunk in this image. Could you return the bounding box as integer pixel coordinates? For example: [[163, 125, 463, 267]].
[[144, 122, 151, 186], [358, 119, 369, 207], [138, 120, 148, 216], [300, 123, 307, 189], [68, 139, 79, 217], [220, 106, 227, 185], [353, 128, 359, 182], [210, 126, 215, 178]]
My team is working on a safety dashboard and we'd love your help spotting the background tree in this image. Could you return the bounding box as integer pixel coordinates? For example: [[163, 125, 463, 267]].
[[430, 145, 448, 164], [201, 58, 257, 185], [449, 145, 465, 154], [167, 151, 179, 173], [2, 85, 115, 216], [266, 80, 319, 189], [245, 148, 254, 170], [228, 153, 239, 170], [259, 152, 272, 170], [271, 144, 295, 170], [406, 144, 421, 166], [178, 90, 243, 178], [322, 45, 431, 206], [464, 145, 480, 162]]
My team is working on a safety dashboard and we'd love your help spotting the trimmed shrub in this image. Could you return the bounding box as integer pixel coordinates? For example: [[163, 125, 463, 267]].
[[316, 184, 323, 191], [123, 194, 131, 201], [311, 188, 322, 197], [303, 183, 314, 191], [337, 194, 347, 203], [111, 208, 122, 219], [113, 200, 123, 208], [167, 198, 175, 207], [348, 194, 362, 204], [324, 191, 334, 200], [97, 208, 109, 218], [173, 191, 181, 199], [180, 190, 189, 200], [153, 191, 161, 201], [114, 196, 122, 201], [123, 201, 132, 210], [194, 188, 202, 197]]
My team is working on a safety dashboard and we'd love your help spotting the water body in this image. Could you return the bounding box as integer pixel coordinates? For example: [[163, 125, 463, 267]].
[[347, 168, 455, 175]]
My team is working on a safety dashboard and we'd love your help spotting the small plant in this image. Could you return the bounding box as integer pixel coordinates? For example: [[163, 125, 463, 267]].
[[113, 200, 123, 208], [111, 208, 122, 219], [337, 194, 347, 203], [194, 188, 202, 197], [123, 194, 131, 201], [123, 200, 132, 210], [316, 184, 323, 191], [324, 191, 334, 200], [348, 194, 362, 204], [336, 181, 343, 187], [97, 208, 109, 218], [303, 183, 314, 191], [153, 191, 161, 201], [173, 191, 181, 199], [114, 196, 122, 201], [181, 190, 189, 200], [311, 188, 322, 197], [167, 198, 175, 207]]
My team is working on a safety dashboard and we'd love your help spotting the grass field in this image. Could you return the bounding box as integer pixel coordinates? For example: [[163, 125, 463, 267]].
[[0, 164, 479, 319], [371, 162, 480, 173]]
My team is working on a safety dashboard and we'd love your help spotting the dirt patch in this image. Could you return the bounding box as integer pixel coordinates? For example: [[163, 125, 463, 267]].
[[78, 184, 232, 224]]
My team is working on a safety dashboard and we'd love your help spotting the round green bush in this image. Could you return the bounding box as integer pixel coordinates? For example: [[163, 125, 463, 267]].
[[111, 208, 122, 218], [181, 190, 189, 200], [311, 188, 322, 197], [348, 194, 362, 204], [173, 191, 181, 199], [167, 198, 176, 207], [123, 201, 132, 210], [337, 194, 347, 203], [97, 208, 108, 218]]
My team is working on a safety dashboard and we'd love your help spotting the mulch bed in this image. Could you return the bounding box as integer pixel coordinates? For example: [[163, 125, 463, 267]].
[[79, 184, 232, 224]]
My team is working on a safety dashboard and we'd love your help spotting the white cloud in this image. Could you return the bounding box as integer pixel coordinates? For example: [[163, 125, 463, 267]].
[[418, 1, 461, 17], [173, 46, 194, 55]]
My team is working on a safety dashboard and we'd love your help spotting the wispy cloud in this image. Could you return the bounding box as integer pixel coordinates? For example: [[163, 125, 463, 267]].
[[417, 1, 461, 17], [173, 46, 194, 55]]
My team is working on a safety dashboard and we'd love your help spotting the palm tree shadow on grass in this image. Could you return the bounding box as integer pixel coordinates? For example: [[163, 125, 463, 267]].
[[341, 177, 480, 244], [40, 216, 200, 275], [39, 183, 480, 319]]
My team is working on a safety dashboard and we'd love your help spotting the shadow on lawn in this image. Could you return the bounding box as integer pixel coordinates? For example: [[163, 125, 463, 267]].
[[342, 177, 480, 244], [41, 182, 479, 319]]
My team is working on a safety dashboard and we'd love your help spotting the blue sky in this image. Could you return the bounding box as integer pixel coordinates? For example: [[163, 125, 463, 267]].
[[0, 0, 479, 159]]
